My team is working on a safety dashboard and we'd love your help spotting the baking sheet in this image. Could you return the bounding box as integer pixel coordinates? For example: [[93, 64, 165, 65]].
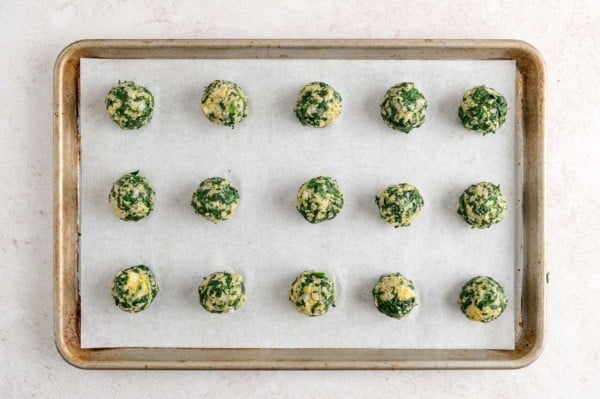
[[79, 58, 519, 349]]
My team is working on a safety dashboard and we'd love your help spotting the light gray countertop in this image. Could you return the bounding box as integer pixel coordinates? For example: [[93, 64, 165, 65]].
[[1, 1, 598, 397]]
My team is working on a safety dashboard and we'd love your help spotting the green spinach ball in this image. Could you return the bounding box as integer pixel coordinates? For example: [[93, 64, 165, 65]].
[[294, 82, 342, 127], [380, 82, 427, 133], [105, 81, 154, 130], [108, 171, 155, 221], [296, 176, 344, 223], [289, 270, 335, 316], [459, 276, 508, 323], [372, 273, 417, 319], [111, 265, 159, 313], [201, 80, 248, 128], [458, 85, 508, 134], [375, 183, 424, 227], [457, 181, 507, 228], [198, 272, 247, 313], [191, 177, 240, 223]]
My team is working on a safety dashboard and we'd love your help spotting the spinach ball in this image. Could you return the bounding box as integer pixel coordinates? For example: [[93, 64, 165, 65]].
[[459, 276, 508, 323], [296, 176, 344, 223], [372, 273, 417, 319], [201, 80, 248, 128], [191, 177, 240, 223], [380, 82, 427, 133], [375, 183, 424, 227], [108, 171, 155, 221], [198, 272, 247, 314], [458, 85, 508, 134], [294, 82, 342, 128], [289, 270, 335, 316], [457, 181, 507, 228], [105, 81, 154, 130], [111, 265, 159, 313]]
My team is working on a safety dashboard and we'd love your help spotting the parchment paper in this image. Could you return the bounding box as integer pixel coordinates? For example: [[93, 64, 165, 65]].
[[80, 58, 519, 349]]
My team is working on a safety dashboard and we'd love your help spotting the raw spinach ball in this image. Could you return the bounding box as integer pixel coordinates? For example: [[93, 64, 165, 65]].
[[289, 270, 335, 317], [191, 177, 240, 223], [372, 273, 417, 319], [111, 265, 159, 313], [108, 171, 155, 221], [198, 272, 247, 314], [457, 181, 507, 228], [375, 183, 424, 227], [296, 176, 344, 223], [380, 82, 427, 133], [294, 82, 342, 127], [458, 85, 508, 134], [105, 81, 154, 130], [459, 276, 508, 323], [201, 80, 248, 128]]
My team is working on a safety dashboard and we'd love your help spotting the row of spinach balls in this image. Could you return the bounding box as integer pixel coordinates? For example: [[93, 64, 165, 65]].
[[112, 266, 507, 323], [105, 80, 508, 134], [109, 172, 508, 229]]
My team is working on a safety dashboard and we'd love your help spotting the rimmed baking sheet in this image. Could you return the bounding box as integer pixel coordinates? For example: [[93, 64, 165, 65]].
[[54, 39, 545, 369]]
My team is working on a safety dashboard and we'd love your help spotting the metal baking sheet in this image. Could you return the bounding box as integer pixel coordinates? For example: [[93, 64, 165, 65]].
[[53, 39, 545, 369]]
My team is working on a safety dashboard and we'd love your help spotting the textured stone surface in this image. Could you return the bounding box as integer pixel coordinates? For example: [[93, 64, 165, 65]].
[[0, 0, 598, 397]]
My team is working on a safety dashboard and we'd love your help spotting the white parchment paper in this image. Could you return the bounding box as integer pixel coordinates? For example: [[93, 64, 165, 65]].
[[80, 58, 519, 349]]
